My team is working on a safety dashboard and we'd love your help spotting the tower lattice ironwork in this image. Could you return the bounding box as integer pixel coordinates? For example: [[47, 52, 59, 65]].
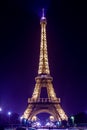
[[22, 9, 68, 121]]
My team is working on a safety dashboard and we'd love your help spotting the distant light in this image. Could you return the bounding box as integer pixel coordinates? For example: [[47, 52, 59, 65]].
[[32, 121, 41, 127], [32, 116, 37, 121], [46, 122, 54, 127], [20, 116, 23, 120], [56, 121, 60, 125], [36, 122, 41, 127], [50, 116, 54, 121], [0, 108, 2, 112], [71, 116, 74, 120], [8, 112, 11, 115], [46, 122, 50, 126], [24, 118, 27, 123]]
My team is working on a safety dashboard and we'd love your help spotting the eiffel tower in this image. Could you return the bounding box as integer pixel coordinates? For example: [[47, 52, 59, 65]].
[[23, 9, 68, 121]]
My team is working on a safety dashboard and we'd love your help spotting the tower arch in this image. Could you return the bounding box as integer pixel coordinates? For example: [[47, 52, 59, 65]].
[[29, 109, 59, 121]]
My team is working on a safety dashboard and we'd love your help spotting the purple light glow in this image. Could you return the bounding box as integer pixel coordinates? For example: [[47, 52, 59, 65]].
[[0, 107, 2, 112], [8, 111, 11, 115], [41, 16, 45, 20]]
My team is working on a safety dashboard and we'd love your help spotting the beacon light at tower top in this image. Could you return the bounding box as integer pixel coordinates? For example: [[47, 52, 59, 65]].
[[41, 8, 45, 20]]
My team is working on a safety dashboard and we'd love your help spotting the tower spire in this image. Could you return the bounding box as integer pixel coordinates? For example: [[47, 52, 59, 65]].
[[42, 8, 44, 18], [38, 9, 50, 75]]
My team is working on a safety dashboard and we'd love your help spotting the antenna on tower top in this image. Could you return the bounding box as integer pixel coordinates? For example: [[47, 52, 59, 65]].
[[42, 8, 44, 17], [41, 8, 46, 20], [40, 8, 47, 24]]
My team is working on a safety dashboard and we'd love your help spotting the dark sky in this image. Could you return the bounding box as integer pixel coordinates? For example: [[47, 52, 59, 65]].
[[0, 0, 87, 117]]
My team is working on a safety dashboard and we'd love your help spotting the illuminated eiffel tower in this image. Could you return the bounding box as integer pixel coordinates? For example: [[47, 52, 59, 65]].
[[23, 9, 68, 121]]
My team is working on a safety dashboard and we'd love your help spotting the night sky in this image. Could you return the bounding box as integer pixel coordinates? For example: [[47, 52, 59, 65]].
[[0, 0, 87, 117]]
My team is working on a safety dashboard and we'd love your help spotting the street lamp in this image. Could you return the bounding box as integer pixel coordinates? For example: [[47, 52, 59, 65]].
[[0, 107, 2, 124], [71, 116, 74, 126], [8, 112, 11, 116], [20, 116, 23, 126], [0, 108, 2, 112], [20, 116, 23, 120], [8, 111, 11, 127]]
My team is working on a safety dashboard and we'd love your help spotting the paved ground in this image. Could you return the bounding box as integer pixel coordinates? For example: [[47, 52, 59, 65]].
[[37, 128, 87, 130], [4, 127, 87, 130]]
